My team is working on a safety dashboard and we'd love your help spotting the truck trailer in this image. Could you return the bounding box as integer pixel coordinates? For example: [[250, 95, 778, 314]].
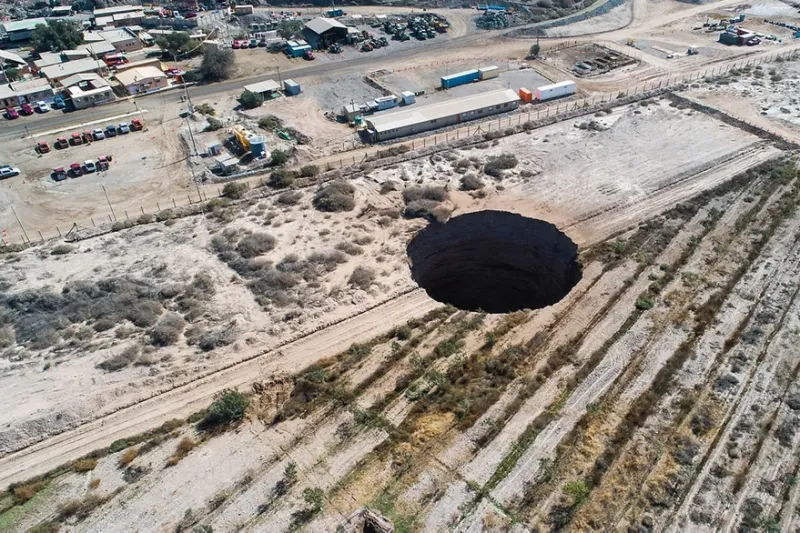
[[534, 80, 576, 102]]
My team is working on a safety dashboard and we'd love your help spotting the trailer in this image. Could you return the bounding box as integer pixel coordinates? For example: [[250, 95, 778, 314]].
[[373, 95, 398, 111], [283, 79, 301, 95], [441, 69, 479, 90], [534, 80, 576, 102], [479, 65, 500, 80]]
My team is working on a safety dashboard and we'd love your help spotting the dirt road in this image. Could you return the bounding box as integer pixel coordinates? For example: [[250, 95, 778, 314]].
[[0, 289, 440, 489]]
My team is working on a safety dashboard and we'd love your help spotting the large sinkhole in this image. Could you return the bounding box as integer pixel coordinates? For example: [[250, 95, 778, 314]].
[[407, 211, 582, 313]]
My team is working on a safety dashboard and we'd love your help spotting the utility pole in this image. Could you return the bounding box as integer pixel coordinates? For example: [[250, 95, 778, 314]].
[[10, 205, 29, 243], [102, 185, 117, 221]]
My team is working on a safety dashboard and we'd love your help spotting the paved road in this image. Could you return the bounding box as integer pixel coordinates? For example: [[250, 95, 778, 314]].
[[1, 29, 493, 140]]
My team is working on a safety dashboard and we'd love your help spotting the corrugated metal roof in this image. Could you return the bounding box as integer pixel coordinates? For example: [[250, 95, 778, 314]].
[[367, 89, 520, 133], [0, 49, 26, 65], [244, 79, 280, 94], [304, 17, 347, 35], [41, 58, 106, 80], [77, 40, 116, 55], [94, 5, 143, 16], [1, 17, 47, 33], [60, 72, 110, 89]]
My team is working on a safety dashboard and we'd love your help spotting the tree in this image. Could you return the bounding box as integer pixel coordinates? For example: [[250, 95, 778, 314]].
[[302, 487, 324, 512], [270, 149, 289, 166], [3, 67, 21, 82], [277, 20, 303, 39], [155, 32, 191, 57], [201, 389, 249, 428], [30, 20, 82, 53], [529, 43, 541, 58], [200, 47, 235, 82], [239, 90, 263, 109]]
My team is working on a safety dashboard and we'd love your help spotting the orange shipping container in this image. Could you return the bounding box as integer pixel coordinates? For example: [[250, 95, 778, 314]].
[[519, 88, 533, 103]]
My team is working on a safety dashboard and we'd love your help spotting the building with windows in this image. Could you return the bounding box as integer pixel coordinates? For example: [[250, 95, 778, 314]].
[[302, 17, 347, 49], [365, 89, 520, 142]]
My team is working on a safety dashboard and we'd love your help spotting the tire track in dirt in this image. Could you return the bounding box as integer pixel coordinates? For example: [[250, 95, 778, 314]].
[[0, 290, 440, 489]]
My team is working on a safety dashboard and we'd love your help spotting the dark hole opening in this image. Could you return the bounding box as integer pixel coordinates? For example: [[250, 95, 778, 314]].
[[407, 210, 582, 313]]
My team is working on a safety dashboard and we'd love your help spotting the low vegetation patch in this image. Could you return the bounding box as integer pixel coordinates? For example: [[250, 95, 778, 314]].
[[200, 389, 249, 429], [313, 181, 356, 212]]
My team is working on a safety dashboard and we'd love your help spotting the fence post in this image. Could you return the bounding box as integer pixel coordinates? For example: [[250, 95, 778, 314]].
[[125, 209, 129, 219], [157, 202, 161, 212], [91, 217, 96, 227], [38, 230, 44, 242], [140, 206, 145, 215], [172, 198, 177, 208], [56, 226, 62, 237]]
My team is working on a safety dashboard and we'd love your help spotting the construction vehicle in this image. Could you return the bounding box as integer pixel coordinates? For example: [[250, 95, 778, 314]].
[[36, 140, 50, 154], [329, 43, 342, 53], [54, 137, 68, 149], [378, 36, 389, 47], [687, 47, 699, 55], [361, 42, 373, 52], [627, 37, 636, 47]]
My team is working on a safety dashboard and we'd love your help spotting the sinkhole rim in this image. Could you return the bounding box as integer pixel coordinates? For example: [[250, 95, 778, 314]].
[[406, 210, 582, 314]]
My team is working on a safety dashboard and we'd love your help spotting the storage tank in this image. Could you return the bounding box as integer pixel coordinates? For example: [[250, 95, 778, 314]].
[[283, 79, 300, 95], [250, 136, 267, 158], [440, 69, 480, 89], [534, 81, 576, 102], [479, 65, 500, 80]]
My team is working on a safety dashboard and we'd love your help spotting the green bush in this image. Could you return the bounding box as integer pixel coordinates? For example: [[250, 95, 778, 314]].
[[460, 173, 484, 191], [239, 90, 264, 109], [270, 149, 289, 166], [300, 164, 318, 177], [222, 182, 248, 199], [205, 117, 223, 131], [268, 169, 296, 188], [201, 389, 249, 428], [635, 296, 654, 310]]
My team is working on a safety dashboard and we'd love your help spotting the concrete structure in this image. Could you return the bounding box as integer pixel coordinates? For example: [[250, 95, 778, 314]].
[[366, 89, 520, 142], [114, 65, 167, 94], [41, 58, 108, 84], [0, 18, 47, 42], [243, 79, 281, 99], [51, 6, 74, 17], [0, 78, 55, 108], [234, 5, 254, 15], [98, 28, 142, 52], [302, 17, 347, 49]]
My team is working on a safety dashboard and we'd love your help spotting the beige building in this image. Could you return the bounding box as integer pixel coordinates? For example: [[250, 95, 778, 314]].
[[41, 58, 108, 85], [62, 73, 115, 109], [98, 28, 143, 52], [115, 66, 167, 95]]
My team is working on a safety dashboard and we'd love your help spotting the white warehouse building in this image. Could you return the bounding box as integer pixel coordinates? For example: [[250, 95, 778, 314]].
[[366, 89, 520, 142]]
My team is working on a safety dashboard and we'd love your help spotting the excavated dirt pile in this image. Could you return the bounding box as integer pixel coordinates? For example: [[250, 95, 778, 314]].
[[407, 210, 582, 313]]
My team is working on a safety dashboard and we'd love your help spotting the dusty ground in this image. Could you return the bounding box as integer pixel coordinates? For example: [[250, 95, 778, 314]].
[[5, 1, 800, 531]]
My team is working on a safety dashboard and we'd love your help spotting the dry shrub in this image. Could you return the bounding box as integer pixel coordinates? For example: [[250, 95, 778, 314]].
[[404, 199, 440, 220], [352, 234, 374, 245], [336, 241, 364, 256], [50, 244, 74, 255], [313, 181, 355, 212], [58, 494, 107, 522], [277, 191, 303, 205], [149, 313, 185, 347], [402, 185, 447, 204], [300, 164, 318, 177], [177, 436, 196, 453], [72, 458, 98, 472], [89, 478, 101, 490], [97, 344, 140, 372], [348, 266, 376, 290], [12, 481, 45, 503], [119, 447, 138, 468], [237, 232, 277, 258], [460, 173, 484, 191], [484, 152, 519, 178], [222, 182, 248, 200]]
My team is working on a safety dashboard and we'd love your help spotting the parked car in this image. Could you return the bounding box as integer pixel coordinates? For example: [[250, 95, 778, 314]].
[[92, 128, 105, 140], [52, 167, 67, 181], [0, 165, 21, 179], [303, 50, 315, 60], [36, 101, 50, 113], [70, 162, 83, 177], [119, 123, 131, 134], [105, 125, 118, 138], [83, 160, 97, 173], [55, 137, 69, 149], [70, 132, 83, 145], [36, 140, 50, 154], [130, 119, 143, 131], [6, 108, 19, 119], [20, 103, 33, 115]]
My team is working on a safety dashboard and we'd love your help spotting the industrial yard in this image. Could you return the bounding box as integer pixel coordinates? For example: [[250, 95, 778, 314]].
[[3, 0, 800, 531]]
